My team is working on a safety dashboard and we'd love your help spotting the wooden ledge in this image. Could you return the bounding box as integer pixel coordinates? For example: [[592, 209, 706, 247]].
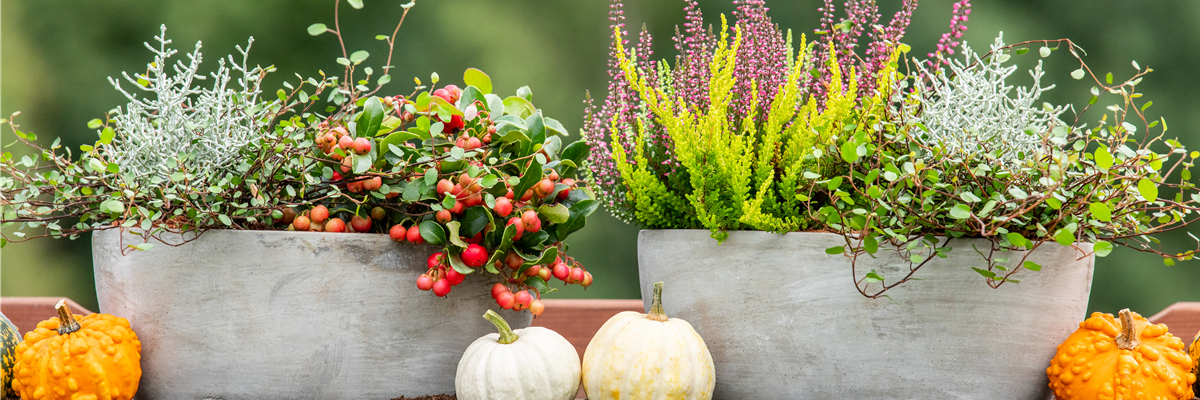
[[1147, 302, 1200, 348], [1, 297, 94, 336], [531, 299, 645, 360]]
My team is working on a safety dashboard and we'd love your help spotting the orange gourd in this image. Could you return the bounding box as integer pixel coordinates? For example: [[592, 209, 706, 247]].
[[1047, 309, 1195, 400], [1191, 331, 1200, 396], [13, 300, 142, 400]]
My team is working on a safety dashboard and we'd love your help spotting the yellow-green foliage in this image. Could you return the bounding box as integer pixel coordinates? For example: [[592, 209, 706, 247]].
[[609, 16, 902, 237]]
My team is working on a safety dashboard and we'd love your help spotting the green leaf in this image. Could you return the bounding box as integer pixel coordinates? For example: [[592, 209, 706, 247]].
[[864, 270, 884, 283], [460, 206, 490, 237], [556, 199, 599, 238], [88, 159, 106, 173], [1138, 178, 1159, 202], [100, 127, 115, 145], [1007, 232, 1031, 249], [1023, 261, 1042, 271], [1093, 241, 1114, 257], [949, 204, 972, 220], [377, 74, 391, 86], [129, 243, 155, 251], [463, 68, 492, 94], [350, 50, 369, 64], [536, 203, 570, 224], [512, 160, 543, 202], [356, 97, 386, 138], [353, 155, 371, 174], [446, 221, 469, 248], [972, 267, 996, 279], [863, 234, 878, 254], [346, 0, 363, 9], [523, 276, 553, 293], [503, 96, 535, 118], [1053, 228, 1075, 246], [420, 221, 448, 245], [1071, 69, 1085, 80], [218, 214, 233, 226], [448, 253, 474, 274], [529, 247, 559, 266], [1094, 146, 1113, 171], [839, 140, 859, 163], [825, 246, 845, 255], [307, 23, 327, 36], [1089, 203, 1112, 222], [87, 118, 103, 129]]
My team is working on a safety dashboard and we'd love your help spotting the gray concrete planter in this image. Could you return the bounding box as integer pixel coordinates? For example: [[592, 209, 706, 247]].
[[638, 230, 1094, 400], [93, 229, 530, 399]]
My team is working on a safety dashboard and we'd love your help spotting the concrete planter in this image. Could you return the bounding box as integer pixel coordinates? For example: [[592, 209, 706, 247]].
[[92, 229, 531, 399], [638, 230, 1094, 400]]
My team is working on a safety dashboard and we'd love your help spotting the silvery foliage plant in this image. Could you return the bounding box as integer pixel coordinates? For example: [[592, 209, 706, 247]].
[[107, 25, 271, 189], [906, 33, 1069, 168]]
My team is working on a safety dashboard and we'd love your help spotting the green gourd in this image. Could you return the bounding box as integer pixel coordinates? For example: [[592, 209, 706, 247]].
[[1, 311, 20, 399]]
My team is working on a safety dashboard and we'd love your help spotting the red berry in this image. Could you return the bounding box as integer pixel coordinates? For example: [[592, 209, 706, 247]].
[[407, 225, 425, 244], [521, 189, 534, 201], [462, 244, 488, 268], [309, 221, 325, 232], [281, 208, 298, 224], [580, 272, 593, 287], [436, 210, 452, 223], [536, 178, 554, 197], [433, 279, 451, 297], [350, 215, 372, 232], [507, 217, 525, 236], [465, 231, 484, 244], [529, 300, 545, 316], [292, 215, 312, 231], [568, 268, 585, 284], [437, 179, 454, 196], [450, 201, 464, 215], [505, 189, 515, 200], [495, 291, 515, 309], [341, 156, 354, 173], [552, 263, 570, 281], [446, 268, 465, 286], [354, 137, 372, 155], [491, 283, 509, 299], [493, 197, 513, 217], [463, 194, 482, 208], [548, 170, 560, 182], [428, 252, 445, 269], [465, 137, 482, 150], [433, 88, 453, 103], [364, 176, 383, 191], [513, 291, 533, 311], [325, 218, 346, 233], [347, 180, 364, 194], [524, 265, 540, 277], [442, 114, 464, 133], [338, 135, 354, 151], [389, 224, 407, 241], [371, 207, 387, 221], [522, 211, 540, 233], [417, 275, 434, 291], [444, 85, 462, 103], [505, 252, 524, 270], [310, 205, 330, 223], [537, 266, 552, 282]]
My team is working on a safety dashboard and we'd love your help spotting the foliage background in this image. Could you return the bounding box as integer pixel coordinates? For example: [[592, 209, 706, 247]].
[[2, 0, 1198, 315]]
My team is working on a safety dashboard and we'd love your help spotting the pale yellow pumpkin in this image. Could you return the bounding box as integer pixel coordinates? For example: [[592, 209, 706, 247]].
[[582, 282, 715, 400]]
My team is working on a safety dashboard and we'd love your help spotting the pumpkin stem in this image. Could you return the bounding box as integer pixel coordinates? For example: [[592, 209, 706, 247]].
[[648, 281, 668, 322], [55, 299, 81, 335], [483, 309, 519, 345], [1115, 308, 1139, 350]]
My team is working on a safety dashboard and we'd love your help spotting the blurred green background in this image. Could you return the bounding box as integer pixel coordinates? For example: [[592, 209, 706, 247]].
[[2, 0, 1198, 315]]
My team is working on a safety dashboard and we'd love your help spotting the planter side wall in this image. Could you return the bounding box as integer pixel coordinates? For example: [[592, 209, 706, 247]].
[[94, 229, 531, 399], [638, 230, 1093, 400]]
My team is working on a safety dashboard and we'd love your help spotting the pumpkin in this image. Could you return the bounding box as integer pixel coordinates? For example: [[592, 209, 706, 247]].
[[13, 300, 142, 400], [1047, 308, 1195, 400], [1, 311, 19, 399], [1191, 331, 1200, 396], [455, 309, 580, 400], [581, 281, 715, 400]]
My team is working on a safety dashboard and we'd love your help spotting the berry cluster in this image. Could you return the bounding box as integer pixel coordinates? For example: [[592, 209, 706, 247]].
[[276, 70, 597, 312]]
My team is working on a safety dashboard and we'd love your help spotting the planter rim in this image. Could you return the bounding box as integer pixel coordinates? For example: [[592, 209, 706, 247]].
[[638, 228, 1096, 248]]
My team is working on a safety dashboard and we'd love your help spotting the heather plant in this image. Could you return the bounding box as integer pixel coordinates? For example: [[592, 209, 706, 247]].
[[588, 0, 1200, 297], [1, 0, 597, 312]]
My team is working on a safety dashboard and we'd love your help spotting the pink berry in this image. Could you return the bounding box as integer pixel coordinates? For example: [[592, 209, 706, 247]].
[[433, 279, 451, 297], [416, 275, 434, 291]]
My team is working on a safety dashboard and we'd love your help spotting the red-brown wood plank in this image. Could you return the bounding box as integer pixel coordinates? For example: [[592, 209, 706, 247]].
[[531, 299, 644, 360], [1, 297, 93, 336], [1147, 302, 1200, 350]]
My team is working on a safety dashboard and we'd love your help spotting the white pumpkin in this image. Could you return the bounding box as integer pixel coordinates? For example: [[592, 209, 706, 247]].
[[582, 281, 715, 400], [455, 309, 581, 400]]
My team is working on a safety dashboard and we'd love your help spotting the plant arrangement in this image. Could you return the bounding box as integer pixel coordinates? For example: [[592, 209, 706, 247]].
[[0, 0, 597, 312], [584, 0, 1200, 297]]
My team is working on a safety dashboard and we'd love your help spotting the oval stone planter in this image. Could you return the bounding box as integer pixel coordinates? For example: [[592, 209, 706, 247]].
[[638, 230, 1094, 400], [93, 229, 531, 399]]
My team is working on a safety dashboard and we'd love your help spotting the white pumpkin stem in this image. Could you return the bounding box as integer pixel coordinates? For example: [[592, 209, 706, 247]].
[[55, 299, 81, 335], [1115, 308, 1139, 350], [648, 281, 668, 322], [484, 309, 519, 344]]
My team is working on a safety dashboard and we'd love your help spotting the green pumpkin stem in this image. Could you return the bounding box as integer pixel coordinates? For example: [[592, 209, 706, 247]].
[[483, 309, 519, 345], [1115, 308, 1139, 350], [55, 299, 81, 335], [648, 281, 668, 322]]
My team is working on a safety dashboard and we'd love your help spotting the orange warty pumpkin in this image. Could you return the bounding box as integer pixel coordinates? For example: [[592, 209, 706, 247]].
[[1047, 309, 1195, 400], [1190, 331, 1199, 396], [13, 300, 142, 400]]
